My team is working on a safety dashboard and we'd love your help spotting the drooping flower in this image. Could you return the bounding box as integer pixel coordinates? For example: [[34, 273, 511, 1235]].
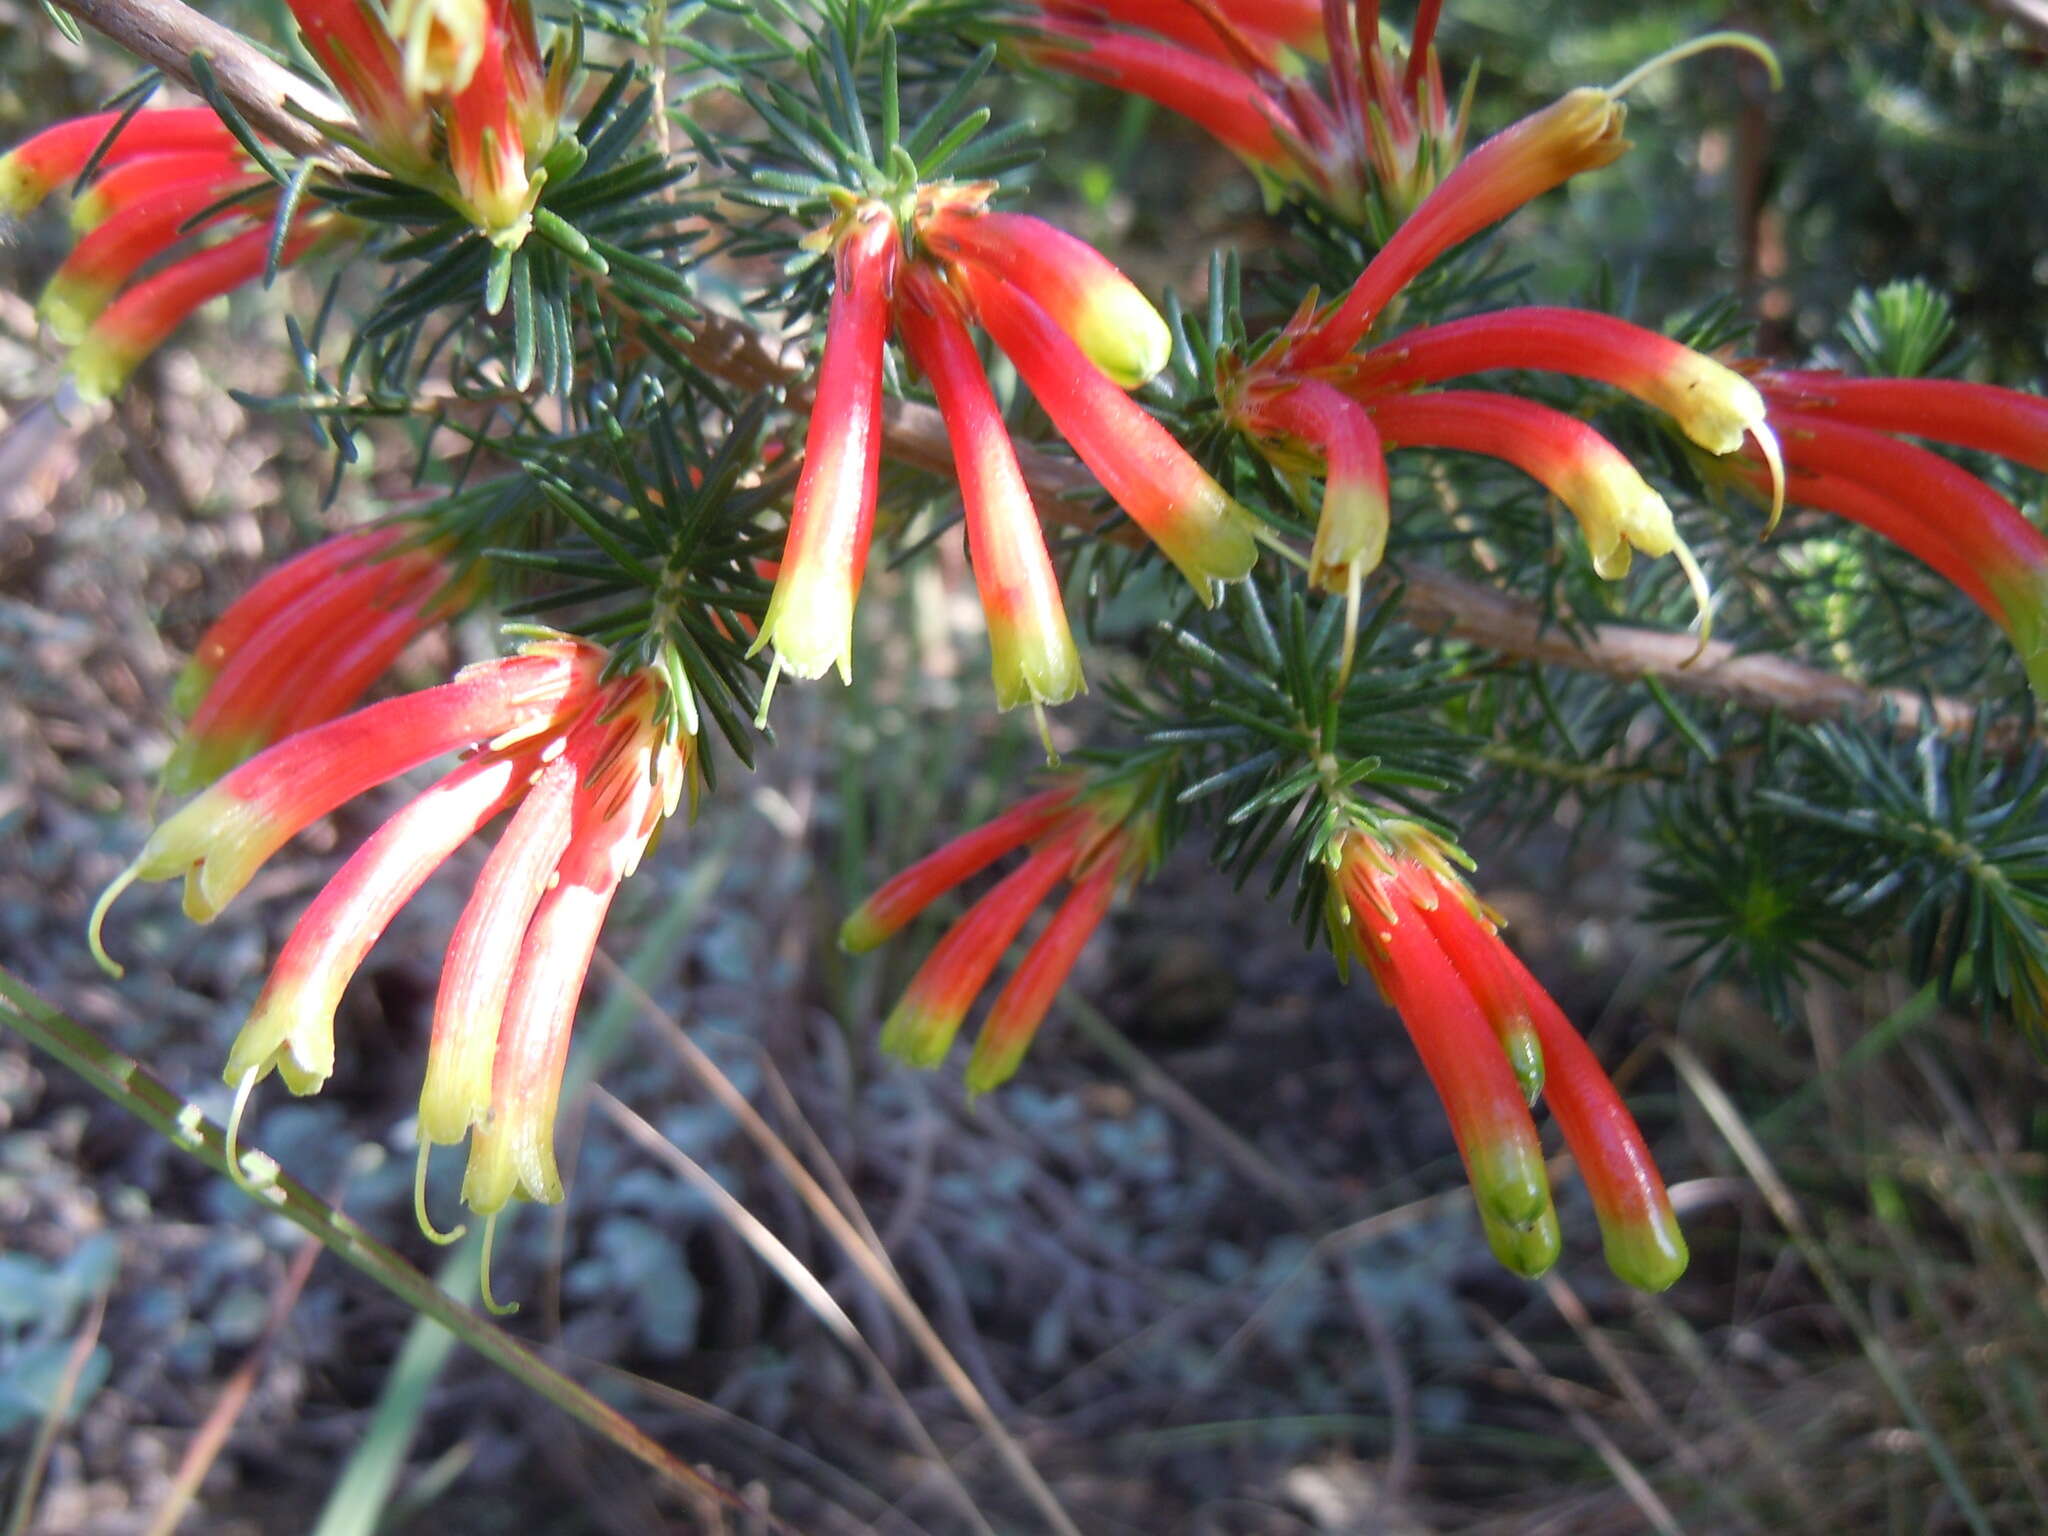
[[433, 671, 689, 1217], [1230, 374, 1390, 596], [91, 637, 603, 948], [893, 260, 1085, 712], [38, 150, 265, 343], [1722, 399, 2048, 696], [94, 637, 692, 1233], [66, 217, 334, 401], [948, 254, 1258, 602], [0, 108, 238, 215], [843, 778, 1152, 1093], [917, 198, 1171, 389], [1022, 0, 1466, 227], [1209, 40, 1779, 615], [164, 523, 468, 796], [753, 201, 902, 685], [1329, 829, 1688, 1289]]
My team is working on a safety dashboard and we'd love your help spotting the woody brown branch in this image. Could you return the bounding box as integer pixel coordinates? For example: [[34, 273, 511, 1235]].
[[49, 0, 1996, 740]]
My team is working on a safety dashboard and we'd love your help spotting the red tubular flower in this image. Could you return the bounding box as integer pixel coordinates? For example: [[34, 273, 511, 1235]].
[[456, 679, 689, 1218], [1773, 468, 2002, 612], [852, 780, 1148, 1082], [1334, 834, 1686, 1289], [40, 168, 270, 343], [1040, 0, 1312, 69], [163, 535, 455, 795], [1027, 1, 1459, 224], [893, 262, 1085, 711], [1496, 945, 1688, 1292], [174, 526, 408, 713], [1336, 848, 1555, 1246], [1391, 860, 1544, 1105], [918, 203, 1171, 390], [108, 637, 688, 1230], [286, 0, 433, 169], [0, 109, 238, 214], [90, 638, 603, 953], [419, 739, 582, 1150], [840, 786, 1078, 951], [1367, 390, 1684, 582], [67, 218, 332, 401], [754, 204, 901, 684], [881, 832, 1086, 1067], [1289, 87, 1630, 367], [952, 257, 1258, 602], [446, 40, 535, 241], [1758, 370, 2048, 479], [1760, 414, 2048, 692], [1238, 377, 1390, 593], [1020, 24, 1297, 173], [225, 744, 538, 1095], [1351, 306, 1780, 490], [967, 857, 1123, 1093], [68, 147, 251, 231]]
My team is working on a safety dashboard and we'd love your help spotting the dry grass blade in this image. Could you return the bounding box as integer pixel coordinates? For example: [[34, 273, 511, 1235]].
[[3, 1289, 108, 1536], [1539, 1273, 1765, 1535], [1667, 1038, 1998, 1536], [594, 1088, 999, 1536], [142, 1223, 327, 1536], [592, 951, 1084, 1536], [1471, 1305, 1686, 1536]]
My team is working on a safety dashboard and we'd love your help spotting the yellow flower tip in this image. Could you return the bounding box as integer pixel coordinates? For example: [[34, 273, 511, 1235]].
[[1471, 1136, 1554, 1231], [414, 1141, 469, 1246], [460, 1128, 519, 1219], [1307, 477, 1390, 597], [0, 153, 48, 216], [879, 1000, 962, 1069], [989, 621, 1085, 713], [1073, 288, 1173, 391], [417, 1047, 497, 1148], [1750, 420, 1787, 536], [87, 861, 141, 979], [838, 906, 890, 955], [37, 276, 108, 347], [65, 332, 138, 405], [224, 988, 336, 1099], [1479, 1200, 1562, 1280], [754, 568, 856, 685], [964, 1037, 1028, 1098], [1602, 1210, 1690, 1292]]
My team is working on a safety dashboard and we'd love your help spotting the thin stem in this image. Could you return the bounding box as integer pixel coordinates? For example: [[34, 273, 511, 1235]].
[[0, 964, 754, 1526]]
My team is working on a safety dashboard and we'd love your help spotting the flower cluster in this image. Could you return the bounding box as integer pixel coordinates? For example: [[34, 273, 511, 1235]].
[[1209, 57, 1784, 622], [1, 107, 330, 399], [755, 187, 1258, 706], [841, 777, 1156, 1093], [290, 0, 571, 242], [92, 636, 691, 1233], [164, 523, 469, 796], [1328, 829, 1688, 1290], [1023, 0, 1469, 231]]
